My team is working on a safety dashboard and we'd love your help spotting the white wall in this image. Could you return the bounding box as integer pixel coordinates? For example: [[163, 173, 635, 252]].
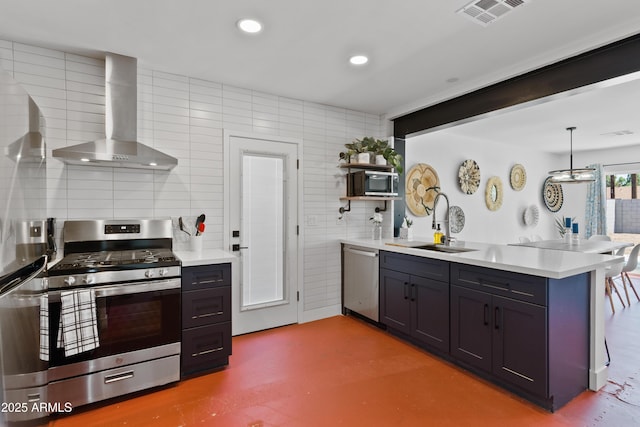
[[406, 131, 589, 244], [0, 39, 387, 321]]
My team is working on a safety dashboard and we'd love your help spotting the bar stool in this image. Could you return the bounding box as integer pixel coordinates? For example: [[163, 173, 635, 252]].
[[605, 261, 626, 313], [620, 243, 640, 305]]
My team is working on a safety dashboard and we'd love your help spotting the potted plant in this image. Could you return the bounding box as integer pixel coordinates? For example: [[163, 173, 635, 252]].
[[339, 138, 370, 164], [339, 137, 403, 173], [399, 215, 413, 240]]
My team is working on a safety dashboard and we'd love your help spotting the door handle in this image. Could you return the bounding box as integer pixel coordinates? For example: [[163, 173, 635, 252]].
[[483, 304, 489, 326], [232, 244, 249, 251], [494, 307, 500, 330]]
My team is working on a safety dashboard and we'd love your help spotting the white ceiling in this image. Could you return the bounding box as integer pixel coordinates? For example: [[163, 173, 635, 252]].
[[1, 0, 640, 153]]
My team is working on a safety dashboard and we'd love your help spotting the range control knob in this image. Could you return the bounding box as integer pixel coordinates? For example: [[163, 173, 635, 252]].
[[159, 268, 169, 277], [83, 275, 95, 285], [145, 270, 154, 278], [64, 276, 76, 286]]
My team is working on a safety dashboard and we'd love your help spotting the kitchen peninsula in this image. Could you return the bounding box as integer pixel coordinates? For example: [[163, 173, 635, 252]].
[[341, 238, 623, 411]]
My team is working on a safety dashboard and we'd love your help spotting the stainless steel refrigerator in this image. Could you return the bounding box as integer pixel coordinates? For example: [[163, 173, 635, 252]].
[[0, 69, 50, 424]]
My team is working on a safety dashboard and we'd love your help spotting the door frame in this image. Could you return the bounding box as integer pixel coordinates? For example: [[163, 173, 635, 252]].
[[223, 129, 304, 334]]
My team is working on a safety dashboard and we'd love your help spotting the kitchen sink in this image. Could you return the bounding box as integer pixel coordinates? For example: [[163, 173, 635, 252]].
[[412, 244, 477, 254]]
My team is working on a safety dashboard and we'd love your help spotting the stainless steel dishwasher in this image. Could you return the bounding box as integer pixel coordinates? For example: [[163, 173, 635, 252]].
[[342, 244, 379, 322]]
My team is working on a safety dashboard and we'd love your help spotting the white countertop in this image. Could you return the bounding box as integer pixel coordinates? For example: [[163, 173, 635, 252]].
[[175, 249, 237, 267], [342, 238, 623, 279]]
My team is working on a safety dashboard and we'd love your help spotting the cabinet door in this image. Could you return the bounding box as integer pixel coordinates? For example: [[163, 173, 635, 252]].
[[492, 295, 548, 397], [379, 268, 411, 334], [450, 285, 492, 372], [411, 276, 449, 352]]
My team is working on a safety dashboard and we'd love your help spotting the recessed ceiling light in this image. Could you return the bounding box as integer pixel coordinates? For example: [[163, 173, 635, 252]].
[[237, 18, 263, 34], [349, 55, 368, 66]]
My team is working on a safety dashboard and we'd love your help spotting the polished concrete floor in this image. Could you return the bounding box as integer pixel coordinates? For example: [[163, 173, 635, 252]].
[[48, 290, 640, 426]]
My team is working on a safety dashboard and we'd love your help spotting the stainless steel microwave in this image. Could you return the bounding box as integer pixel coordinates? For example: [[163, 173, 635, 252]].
[[347, 170, 399, 197]]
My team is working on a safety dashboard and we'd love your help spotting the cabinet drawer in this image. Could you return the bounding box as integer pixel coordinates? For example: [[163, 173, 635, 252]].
[[450, 263, 547, 306], [181, 322, 232, 377], [182, 263, 231, 291], [380, 251, 449, 282], [182, 287, 231, 329]]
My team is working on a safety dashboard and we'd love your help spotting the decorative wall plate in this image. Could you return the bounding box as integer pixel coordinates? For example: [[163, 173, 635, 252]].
[[449, 205, 465, 233], [542, 177, 563, 212], [458, 159, 481, 195], [523, 205, 539, 226], [405, 163, 440, 217], [510, 164, 526, 191], [485, 176, 503, 211]]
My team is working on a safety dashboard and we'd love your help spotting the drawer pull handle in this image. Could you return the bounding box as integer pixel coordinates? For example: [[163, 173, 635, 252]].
[[192, 279, 224, 285], [192, 346, 223, 357], [479, 278, 510, 291], [192, 311, 223, 319], [27, 393, 41, 403], [105, 370, 134, 384]]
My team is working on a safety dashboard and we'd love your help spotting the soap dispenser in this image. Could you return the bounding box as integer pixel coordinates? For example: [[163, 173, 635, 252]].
[[433, 224, 442, 244]]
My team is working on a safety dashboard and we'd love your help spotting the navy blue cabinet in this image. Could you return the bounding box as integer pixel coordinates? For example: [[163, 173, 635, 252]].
[[450, 262, 588, 410], [380, 251, 449, 353], [375, 253, 589, 411], [181, 263, 232, 377]]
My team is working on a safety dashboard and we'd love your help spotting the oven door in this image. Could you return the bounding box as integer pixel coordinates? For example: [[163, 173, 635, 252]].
[[48, 279, 180, 370]]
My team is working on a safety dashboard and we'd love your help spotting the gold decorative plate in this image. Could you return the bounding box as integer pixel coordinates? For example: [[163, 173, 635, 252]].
[[510, 164, 526, 191], [405, 163, 440, 217], [485, 176, 504, 211], [458, 159, 481, 195]]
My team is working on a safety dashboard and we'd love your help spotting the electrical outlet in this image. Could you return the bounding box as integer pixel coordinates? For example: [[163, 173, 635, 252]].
[[305, 215, 318, 226]]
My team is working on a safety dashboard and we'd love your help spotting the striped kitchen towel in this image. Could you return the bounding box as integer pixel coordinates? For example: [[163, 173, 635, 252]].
[[39, 293, 49, 361], [57, 289, 100, 356]]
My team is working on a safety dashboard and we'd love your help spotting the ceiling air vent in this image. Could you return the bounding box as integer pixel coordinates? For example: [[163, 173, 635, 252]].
[[457, 0, 531, 26]]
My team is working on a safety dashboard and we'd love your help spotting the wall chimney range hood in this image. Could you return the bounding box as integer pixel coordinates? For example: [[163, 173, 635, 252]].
[[53, 53, 177, 170]]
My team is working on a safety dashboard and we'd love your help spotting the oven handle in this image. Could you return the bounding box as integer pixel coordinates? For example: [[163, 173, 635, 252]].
[[48, 279, 180, 298]]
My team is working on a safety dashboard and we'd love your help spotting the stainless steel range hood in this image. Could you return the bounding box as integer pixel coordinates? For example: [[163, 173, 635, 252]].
[[52, 53, 177, 170], [6, 97, 45, 163]]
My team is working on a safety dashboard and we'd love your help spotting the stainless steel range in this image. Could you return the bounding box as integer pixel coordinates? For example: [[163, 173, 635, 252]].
[[45, 219, 181, 409]]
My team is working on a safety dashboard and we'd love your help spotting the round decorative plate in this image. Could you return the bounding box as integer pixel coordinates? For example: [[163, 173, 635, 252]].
[[523, 205, 539, 226], [510, 164, 526, 191], [542, 177, 563, 212], [449, 205, 465, 233], [458, 159, 481, 195], [405, 163, 440, 217]]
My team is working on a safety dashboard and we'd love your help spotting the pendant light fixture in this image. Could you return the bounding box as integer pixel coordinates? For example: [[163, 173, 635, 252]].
[[548, 127, 595, 184]]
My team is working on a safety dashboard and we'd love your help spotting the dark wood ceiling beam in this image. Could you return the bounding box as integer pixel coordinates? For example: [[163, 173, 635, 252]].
[[393, 32, 640, 138]]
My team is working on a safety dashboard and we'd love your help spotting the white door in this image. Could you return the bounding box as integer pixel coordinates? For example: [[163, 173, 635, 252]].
[[225, 133, 299, 335]]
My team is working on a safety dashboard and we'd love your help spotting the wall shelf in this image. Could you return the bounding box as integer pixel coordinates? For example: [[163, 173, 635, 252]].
[[338, 162, 400, 215], [338, 163, 395, 171]]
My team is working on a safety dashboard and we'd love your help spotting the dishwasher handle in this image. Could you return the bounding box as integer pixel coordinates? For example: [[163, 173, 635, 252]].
[[344, 247, 378, 258]]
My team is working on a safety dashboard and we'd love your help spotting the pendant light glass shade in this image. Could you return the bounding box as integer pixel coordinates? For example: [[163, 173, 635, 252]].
[[548, 127, 595, 184]]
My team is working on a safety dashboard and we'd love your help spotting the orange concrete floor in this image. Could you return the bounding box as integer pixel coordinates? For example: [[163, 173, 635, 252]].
[[47, 296, 640, 426]]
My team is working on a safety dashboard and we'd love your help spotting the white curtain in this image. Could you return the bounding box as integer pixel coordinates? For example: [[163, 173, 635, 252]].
[[585, 164, 607, 239]]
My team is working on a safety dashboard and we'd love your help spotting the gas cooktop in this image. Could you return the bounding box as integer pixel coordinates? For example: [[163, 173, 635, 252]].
[[48, 248, 180, 275]]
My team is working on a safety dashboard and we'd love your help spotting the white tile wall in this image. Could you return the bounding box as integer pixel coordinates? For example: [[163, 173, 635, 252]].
[[0, 39, 388, 319]]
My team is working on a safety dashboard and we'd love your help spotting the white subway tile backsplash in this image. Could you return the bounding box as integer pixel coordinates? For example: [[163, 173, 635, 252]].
[[152, 94, 190, 109]]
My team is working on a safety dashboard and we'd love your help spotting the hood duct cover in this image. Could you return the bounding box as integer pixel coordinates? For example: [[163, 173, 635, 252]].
[[52, 53, 177, 170]]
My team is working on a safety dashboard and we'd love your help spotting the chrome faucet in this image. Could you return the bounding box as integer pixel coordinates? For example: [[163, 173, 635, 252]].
[[432, 192, 451, 245]]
